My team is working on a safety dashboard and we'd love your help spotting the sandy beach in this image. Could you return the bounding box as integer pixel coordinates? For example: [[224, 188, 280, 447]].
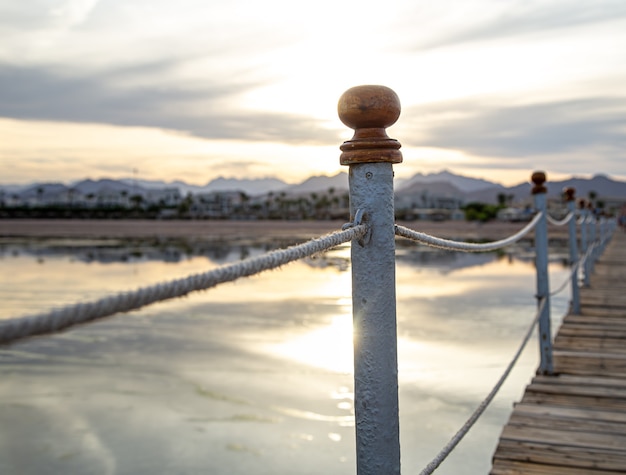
[[0, 218, 570, 242]]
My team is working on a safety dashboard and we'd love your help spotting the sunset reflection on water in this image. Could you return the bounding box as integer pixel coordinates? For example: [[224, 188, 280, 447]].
[[0, 238, 570, 475]]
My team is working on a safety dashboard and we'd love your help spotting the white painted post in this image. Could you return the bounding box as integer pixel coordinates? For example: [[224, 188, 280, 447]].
[[531, 172, 553, 375], [588, 203, 597, 275], [564, 188, 580, 314], [579, 200, 591, 287], [598, 215, 607, 253], [338, 85, 402, 475]]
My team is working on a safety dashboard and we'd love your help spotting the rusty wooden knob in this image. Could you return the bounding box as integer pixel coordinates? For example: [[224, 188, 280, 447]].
[[531, 171, 547, 195], [338, 85, 402, 165], [563, 187, 576, 202]]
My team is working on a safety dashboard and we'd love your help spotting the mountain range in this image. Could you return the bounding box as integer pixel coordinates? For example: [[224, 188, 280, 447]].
[[3, 170, 626, 204]]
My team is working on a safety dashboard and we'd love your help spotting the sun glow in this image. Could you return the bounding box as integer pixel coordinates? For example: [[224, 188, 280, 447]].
[[0, 118, 344, 185], [264, 313, 354, 374]]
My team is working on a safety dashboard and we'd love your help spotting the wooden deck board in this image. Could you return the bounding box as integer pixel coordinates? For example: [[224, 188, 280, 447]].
[[490, 229, 626, 474], [491, 459, 620, 475]]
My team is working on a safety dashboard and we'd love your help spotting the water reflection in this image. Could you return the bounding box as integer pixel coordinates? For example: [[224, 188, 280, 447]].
[[0, 237, 571, 475], [266, 313, 354, 374], [0, 237, 293, 265]]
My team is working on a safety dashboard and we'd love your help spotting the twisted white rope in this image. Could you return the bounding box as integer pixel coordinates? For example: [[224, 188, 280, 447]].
[[395, 212, 542, 252], [546, 212, 574, 227], [419, 297, 546, 475], [0, 225, 367, 345], [549, 240, 598, 297], [549, 262, 579, 297]]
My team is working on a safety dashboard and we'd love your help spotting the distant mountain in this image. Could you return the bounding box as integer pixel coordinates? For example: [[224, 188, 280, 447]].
[[119, 178, 205, 196], [119, 177, 288, 196], [117, 178, 176, 190], [550, 175, 626, 199], [74, 179, 136, 195], [204, 177, 288, 195], [10, 179, 145, 201], [396, 180, 466, 199], [120, 172, 348, 196], [467, 174, 626, 204], [19, 183, 69, 199], [397, 170, 503, 193], [3, 171, 626, 205], [285, 172, 348, 194], [0, 184, 27, 194]]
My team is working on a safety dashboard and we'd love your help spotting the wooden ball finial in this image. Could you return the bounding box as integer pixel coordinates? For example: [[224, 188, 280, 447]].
[[338, 85, 402, 165], [578, 198, 587, 209], [531, 171, 547, 195], [563, 187, 576, 202]]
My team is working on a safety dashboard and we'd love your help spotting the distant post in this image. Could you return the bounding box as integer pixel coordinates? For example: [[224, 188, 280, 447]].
[[532, 172, 553, 375], [588, 203, 597, 274], [338, 85, 402, 475], [579, 199, 591, 287], [564, 188, 580, 314], [598, 215, 608, 253]]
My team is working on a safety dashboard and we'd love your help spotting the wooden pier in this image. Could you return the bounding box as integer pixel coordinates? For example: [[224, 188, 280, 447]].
[[491, 229, 626, 474]]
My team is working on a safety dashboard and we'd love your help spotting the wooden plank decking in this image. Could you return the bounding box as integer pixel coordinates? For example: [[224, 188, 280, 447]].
[[491, 229, 626, 474]]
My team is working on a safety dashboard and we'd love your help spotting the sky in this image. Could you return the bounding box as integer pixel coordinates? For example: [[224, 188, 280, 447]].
[[1, 0, 626, 186]]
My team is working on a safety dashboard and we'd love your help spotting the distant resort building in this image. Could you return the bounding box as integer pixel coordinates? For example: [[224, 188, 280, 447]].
[[496, 206, 534, 222], [145, 188, 182, 208], [2, 174, 626, 221], [395, 190, 465, 221], [190, 191, 244, 218]]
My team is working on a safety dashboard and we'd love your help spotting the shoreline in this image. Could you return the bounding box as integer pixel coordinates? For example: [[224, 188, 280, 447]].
[[0, 218, 570, 242]]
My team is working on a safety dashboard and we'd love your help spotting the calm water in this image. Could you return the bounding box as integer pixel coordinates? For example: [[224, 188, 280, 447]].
[[0, 236, 571, 475]]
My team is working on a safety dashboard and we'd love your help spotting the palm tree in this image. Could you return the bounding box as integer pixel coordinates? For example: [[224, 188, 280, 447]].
[[240, 191, 250, 212], [130, 194, 144, 208], [588, 190, 598, 214], [68, 187, 76, 207]]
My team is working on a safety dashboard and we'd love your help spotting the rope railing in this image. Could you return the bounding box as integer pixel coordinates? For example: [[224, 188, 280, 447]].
[[549, 260, 581, 297], [393, 197, 584, 472], [549, 240, 597, 297], [0, 203, 615, 475], [419, 297, 547, 475], [546, 211, 574, 226], [2, 85, 620, 475], [395, 212, 542, 252], [396, 180, 615, 473], [0, 224, 367, 346]]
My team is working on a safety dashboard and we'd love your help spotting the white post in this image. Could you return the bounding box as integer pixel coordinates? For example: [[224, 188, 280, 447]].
[[579, 200, 591, 287], [564, 188, 580, 314], [532, 172, 553, 375], [338, 85, 402, 475], [588, 204, 597, 275], [598, 215, 608, 253]]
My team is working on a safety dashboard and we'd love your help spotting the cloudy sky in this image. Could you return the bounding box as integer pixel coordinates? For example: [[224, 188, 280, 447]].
[[1, 0, 625, 186]]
